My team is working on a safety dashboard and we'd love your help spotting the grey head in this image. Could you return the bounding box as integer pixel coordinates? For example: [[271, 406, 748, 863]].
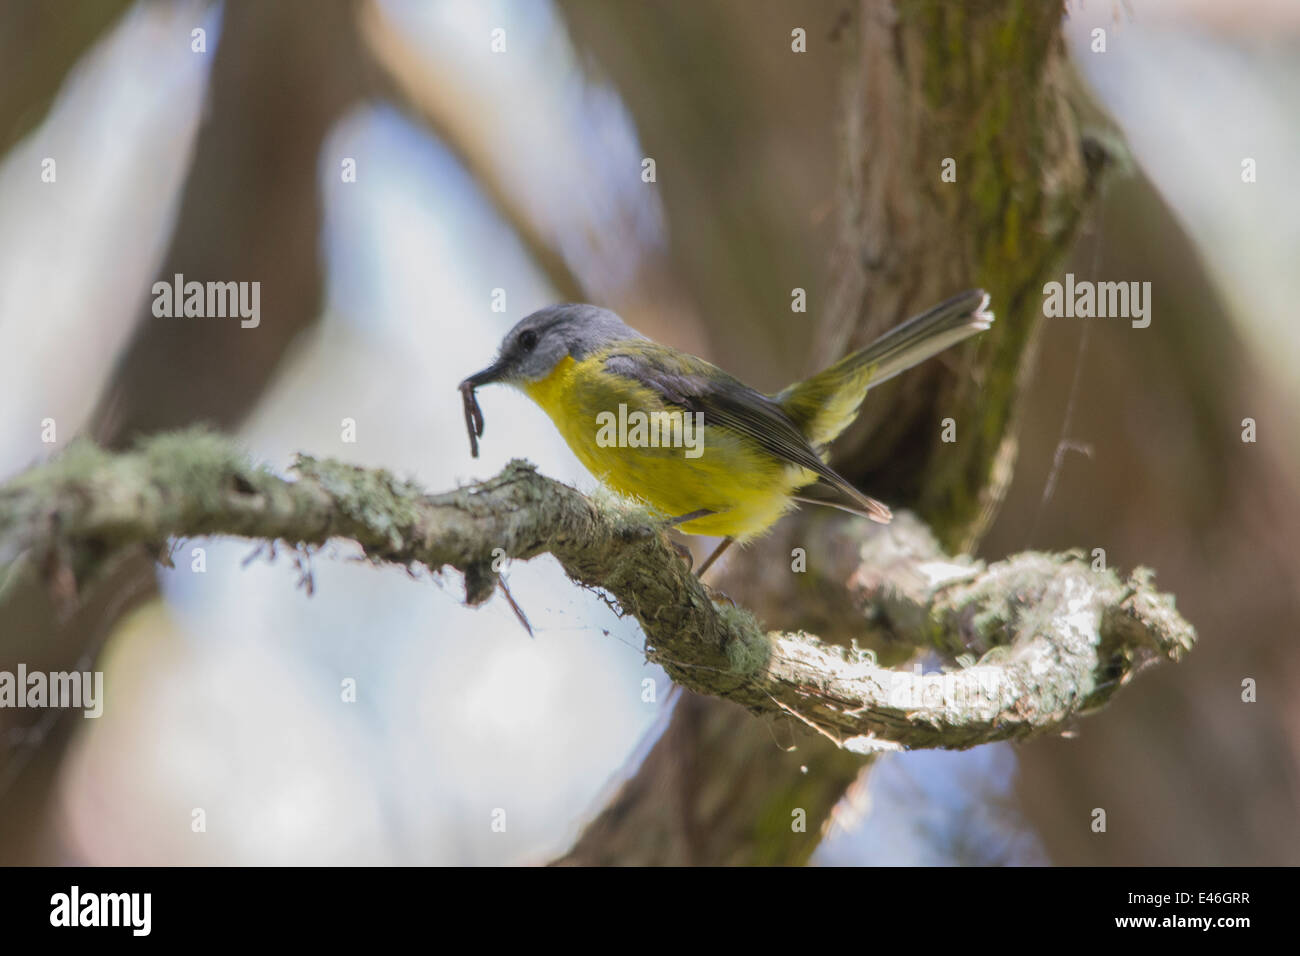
[[461, 303, 644, 389], [458, 304, 645, 457]]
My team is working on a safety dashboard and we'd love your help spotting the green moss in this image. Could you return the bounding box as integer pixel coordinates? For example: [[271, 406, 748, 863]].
[[717, 603, 769, 673], [48, 438, 110, 482], [5, 438, 109, 496], [294, 455, 423, 553], [589, 486, 662, 530], [136, 428, 258, 515]]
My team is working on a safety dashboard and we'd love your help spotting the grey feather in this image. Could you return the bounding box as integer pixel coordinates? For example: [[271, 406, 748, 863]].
[[602, 349, 892, 523]]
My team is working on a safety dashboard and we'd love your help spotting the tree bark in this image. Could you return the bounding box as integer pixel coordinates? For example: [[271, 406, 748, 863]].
[[560, 0, 1116, 865], [0, 436, 1192, 760]]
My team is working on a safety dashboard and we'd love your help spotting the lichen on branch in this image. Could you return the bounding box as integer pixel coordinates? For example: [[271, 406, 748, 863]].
[[0, 432, 1194, 749]]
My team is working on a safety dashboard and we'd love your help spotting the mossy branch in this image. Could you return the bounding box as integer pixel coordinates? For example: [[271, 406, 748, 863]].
[[0, 433, 1194, 749], [558, 0, 1124, 865]]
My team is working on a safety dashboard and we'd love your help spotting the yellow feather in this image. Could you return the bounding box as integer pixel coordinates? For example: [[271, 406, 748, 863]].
[[525, 355, 812, 541], [465, 291, 993, 544]]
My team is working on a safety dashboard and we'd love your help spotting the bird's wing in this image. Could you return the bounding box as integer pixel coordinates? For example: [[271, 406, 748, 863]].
[[602, 346, 891, 523], [776, 289, 992, 448], [791, 487, 890, 521]]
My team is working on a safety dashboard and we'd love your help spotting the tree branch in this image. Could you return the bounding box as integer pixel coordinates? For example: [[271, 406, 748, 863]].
[[356, 0, 586, 303], [821, 0, 1112, 552], [0, 433, 1194, 750], [562, 0, 1122, 865]]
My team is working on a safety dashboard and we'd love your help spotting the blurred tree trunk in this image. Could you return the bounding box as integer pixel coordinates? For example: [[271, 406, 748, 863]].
[[0, 0, 131, 156], [558, 0, 1108, 865], [559, 0, 844, 386], [993, 173, 1300, 864], [88, 0, 372, 446], [0, 0, 374, 863]]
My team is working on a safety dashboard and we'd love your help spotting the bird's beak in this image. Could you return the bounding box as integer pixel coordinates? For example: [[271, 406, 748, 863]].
[[459, 359, 509, 390], [458, 360, 509, 458]]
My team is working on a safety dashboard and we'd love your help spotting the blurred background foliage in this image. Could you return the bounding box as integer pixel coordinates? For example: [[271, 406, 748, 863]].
[[0, 0, 1296, 864]]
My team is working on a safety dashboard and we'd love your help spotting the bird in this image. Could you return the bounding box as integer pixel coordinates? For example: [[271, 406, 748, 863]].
[[460, 289, 993, 574]]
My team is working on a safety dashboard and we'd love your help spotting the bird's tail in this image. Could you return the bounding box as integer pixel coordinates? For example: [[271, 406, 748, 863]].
[[776, 289, 993, 448]]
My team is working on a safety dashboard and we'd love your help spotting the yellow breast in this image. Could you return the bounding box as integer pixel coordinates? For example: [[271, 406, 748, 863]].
[[522, 355, 809, 541]]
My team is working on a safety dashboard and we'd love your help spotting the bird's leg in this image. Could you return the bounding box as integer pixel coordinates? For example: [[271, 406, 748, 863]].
[[696, 536, 734, 577], [665, 508, 714, 527], [661, 510, 714, 570], [662, 512, 732, 587]]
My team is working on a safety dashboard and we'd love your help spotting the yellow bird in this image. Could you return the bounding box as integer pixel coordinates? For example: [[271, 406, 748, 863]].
[[460, 290, 992, 571]]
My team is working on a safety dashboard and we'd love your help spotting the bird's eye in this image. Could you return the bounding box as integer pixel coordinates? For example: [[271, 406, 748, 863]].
[[518, 329, 538, 353]]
